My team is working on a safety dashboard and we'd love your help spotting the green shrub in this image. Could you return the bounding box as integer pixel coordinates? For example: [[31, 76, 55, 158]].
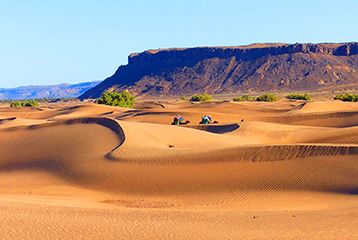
[[190, 93, 212, 102], [256, 93, 278, 102], [9, 100, 39, 108], [10, 101, 23, 108], [333, 93, 358, 102], [97, 90, 136, 108], [286, 93, 311, 100], [23, 99, 39, 107], [233, 95, 255, 101]]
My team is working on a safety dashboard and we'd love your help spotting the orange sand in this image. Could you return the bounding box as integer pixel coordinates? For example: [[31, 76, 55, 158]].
[[0, 99, 357, 239]]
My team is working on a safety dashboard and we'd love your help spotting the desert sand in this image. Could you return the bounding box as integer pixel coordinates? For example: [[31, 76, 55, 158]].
[[0, 99, 357, 239]]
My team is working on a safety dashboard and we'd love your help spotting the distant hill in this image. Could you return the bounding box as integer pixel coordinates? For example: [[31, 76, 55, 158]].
[[0, 81, 100, 100], [80, 42, 358, 99]]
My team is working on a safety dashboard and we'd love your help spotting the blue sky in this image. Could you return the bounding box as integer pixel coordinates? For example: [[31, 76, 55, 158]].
[[0, 0, 357, 88]]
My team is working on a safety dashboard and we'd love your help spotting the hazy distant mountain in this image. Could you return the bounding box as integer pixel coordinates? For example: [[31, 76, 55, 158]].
[[80, 42, 358, 99], [0, 81, 101, 100]]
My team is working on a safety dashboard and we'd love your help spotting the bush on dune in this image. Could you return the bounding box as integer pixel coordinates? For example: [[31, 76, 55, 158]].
[[286, 93, 311, 100], [9, 101, 22, 108], [256, 93, 278, 102], [23, 99, 39, 107], [190, 93, 212, 102], [233, 95, 255, 102], [334, 93, 358, 102], [97, 90, 136, 108], [9, 100, 39, 108]]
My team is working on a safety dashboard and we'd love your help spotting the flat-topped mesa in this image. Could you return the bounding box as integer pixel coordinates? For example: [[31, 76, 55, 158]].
[[128, 43, 358, 65], [80, 42, 358, 99]]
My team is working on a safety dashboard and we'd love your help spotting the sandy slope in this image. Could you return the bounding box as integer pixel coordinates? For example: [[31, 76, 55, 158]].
[[0, 99, 357, 239]]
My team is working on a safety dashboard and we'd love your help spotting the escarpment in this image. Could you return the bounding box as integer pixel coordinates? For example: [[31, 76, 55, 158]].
[[80, 43, 358, 99]]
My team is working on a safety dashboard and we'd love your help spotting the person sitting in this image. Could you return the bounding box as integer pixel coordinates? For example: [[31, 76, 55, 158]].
[[172, 115, 190, 125], [200, 115, 212, 124]]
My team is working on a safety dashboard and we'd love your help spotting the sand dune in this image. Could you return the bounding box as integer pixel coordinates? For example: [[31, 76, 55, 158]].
[[292, 100, 358, 113], [0, 99, 357, 239]]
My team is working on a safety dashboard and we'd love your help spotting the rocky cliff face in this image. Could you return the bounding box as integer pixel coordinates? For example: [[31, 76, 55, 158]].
[[80, 43, 358, 99]]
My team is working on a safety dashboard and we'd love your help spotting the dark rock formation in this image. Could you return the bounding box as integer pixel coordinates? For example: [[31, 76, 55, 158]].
[[80, 43, 358, 99]]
